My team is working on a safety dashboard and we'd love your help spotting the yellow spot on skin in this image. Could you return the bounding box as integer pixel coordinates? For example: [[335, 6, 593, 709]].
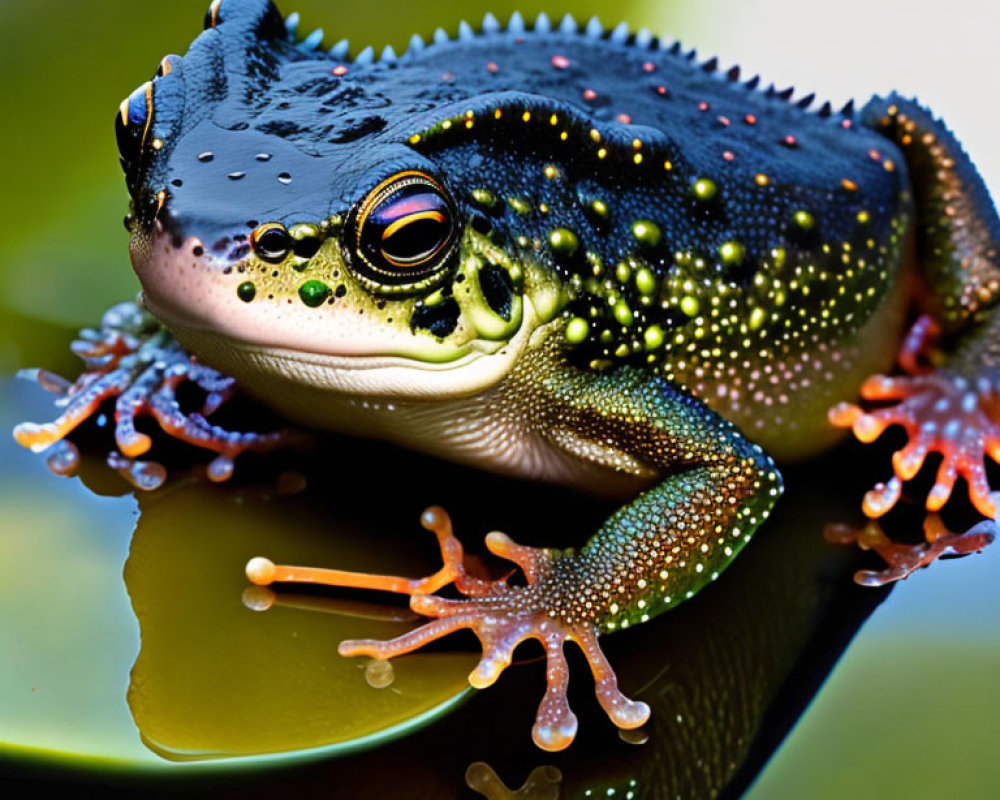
[[692, 178, 717, 201], [565, 317, 589, 343], [589, 199, 609, 218], [644, 325, 664, 349], [719, 241, 745, 265], [663, 160, 673, 171], [857, 210, 871, 224], [632, 220, 662, 247], [442, 120, 452, 130], [494, 108, 502, 119], [754, 173, 769, 186], [793, 209, 816, 229], [522, 111, 531, 122], [408, 134, 421, 144], [635, 268, 656, 295], [748, 307, 766, 330], [549, 114, 559, 126], [543, 164, 560, 180], [680, 296, 700, 316], [614, 301, 633, 326], [633, 153, 643, 164], [597, 147, 608, 159], [590, 128, 601, 142], [548, 228, 579, 256]]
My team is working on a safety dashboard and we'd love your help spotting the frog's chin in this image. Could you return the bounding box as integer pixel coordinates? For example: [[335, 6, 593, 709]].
[[141, 290, 546, 402]]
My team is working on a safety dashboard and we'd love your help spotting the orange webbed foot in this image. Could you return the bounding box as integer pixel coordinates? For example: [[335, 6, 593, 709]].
[[830, 315, 1000, 522], [14, 302, 304, 489], [825, 516, 997, 586], [246, 507, 650, 751]]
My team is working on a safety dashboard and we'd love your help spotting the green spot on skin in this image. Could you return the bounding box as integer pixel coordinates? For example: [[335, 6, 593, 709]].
[[589, 198, 609, 218], [692, 178, 718, 201], [549, 228, 580, 256], [298, 280, 331, 308], [237, 282, 256, 303], [719, 241, 745, 265], [680, 295, 700, 317], [471, 188, 497, 207], [793, 209, 816, 229], [614, 301, 633, 326], [631, 220, 662, 248], [615, 262, 631, 283], [749, 307, 767, 330], [565, 317, 590, 343], [635, 268, 656, 296], [644, 324, 664, 350]]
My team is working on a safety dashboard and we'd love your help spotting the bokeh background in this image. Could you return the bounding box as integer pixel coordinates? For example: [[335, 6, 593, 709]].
[[1, 1, 999, 797]]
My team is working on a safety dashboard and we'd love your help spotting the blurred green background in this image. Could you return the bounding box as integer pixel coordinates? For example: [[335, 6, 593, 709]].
[[1, 1, 998, 797]]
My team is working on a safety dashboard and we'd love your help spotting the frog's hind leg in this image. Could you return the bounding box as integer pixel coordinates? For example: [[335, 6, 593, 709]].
[[830, 95, 1000, 579]]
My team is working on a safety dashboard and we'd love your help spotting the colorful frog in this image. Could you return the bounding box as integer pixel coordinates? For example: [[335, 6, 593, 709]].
[[14, 0, 1000, 750]]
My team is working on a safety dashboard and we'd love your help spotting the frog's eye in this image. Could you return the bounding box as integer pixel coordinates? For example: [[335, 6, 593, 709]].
[[115, 82, 153, 187], [350, 171, 459, 293]]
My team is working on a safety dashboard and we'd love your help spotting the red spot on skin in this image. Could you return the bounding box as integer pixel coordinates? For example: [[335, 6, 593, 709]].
[[332, 65, 347, 76], [869, 149, 882, 161], [841, 178, 859, 191], [642, 61, 656, 73], [842, 119, 853, 129], [744, 114, 757, 125], [442, 72, 454, 82], [487, 62, 499, 74], [551, 54, 570, 69], [717, 115, 731, 127], [698, 101, 709, 112], [783, 134, 798, 147], [583, 88, 597, 101], [656, 85, 668, 95], [723, 150, 735, 162], [616, 113, 632, 124]]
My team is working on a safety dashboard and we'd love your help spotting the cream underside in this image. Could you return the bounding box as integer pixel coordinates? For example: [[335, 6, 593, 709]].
[[147, 295, 654, 496]]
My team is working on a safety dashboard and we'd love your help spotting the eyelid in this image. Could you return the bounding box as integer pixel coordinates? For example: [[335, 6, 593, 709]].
[[381, 210, 446, 241]]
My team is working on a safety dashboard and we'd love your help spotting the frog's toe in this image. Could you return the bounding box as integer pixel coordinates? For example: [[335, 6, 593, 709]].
[[825, 517, 997, 586], [13, 301, 303, 487], [831, 370, 1000, 519]]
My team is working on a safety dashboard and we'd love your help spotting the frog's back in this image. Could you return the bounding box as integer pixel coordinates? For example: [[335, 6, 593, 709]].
[[142, 3, 914, 457]]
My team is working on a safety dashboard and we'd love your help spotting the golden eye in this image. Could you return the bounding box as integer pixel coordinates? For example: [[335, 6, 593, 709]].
[[350, 171, 459, 292]]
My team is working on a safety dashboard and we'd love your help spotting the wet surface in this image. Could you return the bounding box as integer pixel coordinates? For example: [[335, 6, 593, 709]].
[[5, 330, 996, 798]]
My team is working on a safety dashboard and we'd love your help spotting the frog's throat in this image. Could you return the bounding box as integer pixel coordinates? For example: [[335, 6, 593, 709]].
[[144, 291, 552, 402]]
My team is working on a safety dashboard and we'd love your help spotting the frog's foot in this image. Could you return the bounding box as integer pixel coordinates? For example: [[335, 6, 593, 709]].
[[13, 301, 303, 488], [246, 507, 650, 751], [825, 516, 997, 586], [830, 369, 1000, 519]]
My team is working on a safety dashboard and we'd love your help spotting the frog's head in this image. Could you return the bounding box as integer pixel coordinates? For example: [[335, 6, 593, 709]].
[[120, 0, 565, 404]]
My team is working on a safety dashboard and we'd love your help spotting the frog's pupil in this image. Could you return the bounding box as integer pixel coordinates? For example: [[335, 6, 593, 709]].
[[382, 215, 449, 265]]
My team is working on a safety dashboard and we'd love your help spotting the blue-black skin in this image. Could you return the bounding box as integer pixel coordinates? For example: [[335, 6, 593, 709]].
[[125, 0, 903, 281]]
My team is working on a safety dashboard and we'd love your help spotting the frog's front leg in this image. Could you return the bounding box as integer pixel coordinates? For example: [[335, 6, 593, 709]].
[[830, 95, 1000, 582], [13, 301, 302, 488], [247, 362, 782, 750]]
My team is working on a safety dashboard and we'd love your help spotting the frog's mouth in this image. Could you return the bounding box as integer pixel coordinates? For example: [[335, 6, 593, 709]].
[[131, 223, 563, 400]]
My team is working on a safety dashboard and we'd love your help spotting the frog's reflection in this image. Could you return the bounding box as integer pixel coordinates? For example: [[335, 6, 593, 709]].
[[120, 432, 890, 799]]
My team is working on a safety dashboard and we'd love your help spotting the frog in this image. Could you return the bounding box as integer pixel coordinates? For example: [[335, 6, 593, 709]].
[[14, 0, 1000, 751]]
